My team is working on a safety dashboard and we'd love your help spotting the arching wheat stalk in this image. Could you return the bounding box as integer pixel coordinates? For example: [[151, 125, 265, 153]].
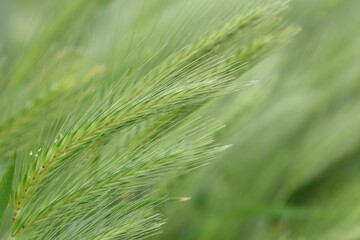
[[0, 0, 295, 239]]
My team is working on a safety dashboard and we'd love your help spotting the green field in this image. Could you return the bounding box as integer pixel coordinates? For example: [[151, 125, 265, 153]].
[[1, 0, 360, 239]]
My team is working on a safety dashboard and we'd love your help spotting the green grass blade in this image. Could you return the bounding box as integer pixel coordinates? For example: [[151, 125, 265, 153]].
[[0, 153, 16, 228]]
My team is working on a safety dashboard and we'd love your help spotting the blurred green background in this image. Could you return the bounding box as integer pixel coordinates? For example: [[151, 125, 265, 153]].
[[1, 0, 360, 239]]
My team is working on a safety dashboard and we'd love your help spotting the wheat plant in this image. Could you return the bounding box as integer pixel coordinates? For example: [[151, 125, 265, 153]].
[[0, 0, 296, 239]]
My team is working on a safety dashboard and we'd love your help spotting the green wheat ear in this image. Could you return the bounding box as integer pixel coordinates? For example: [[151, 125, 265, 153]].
[[0, 0, 295, 239]]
